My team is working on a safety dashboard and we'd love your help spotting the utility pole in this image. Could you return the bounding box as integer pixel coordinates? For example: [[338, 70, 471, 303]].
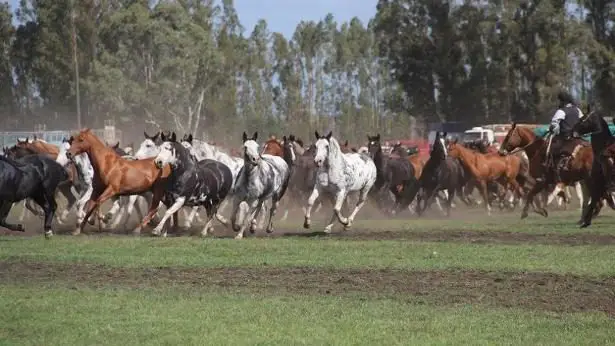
[[70, 0, 81, 129]]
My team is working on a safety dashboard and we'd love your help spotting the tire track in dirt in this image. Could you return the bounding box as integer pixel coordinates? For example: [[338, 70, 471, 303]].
[[2, 261, 614, 315]]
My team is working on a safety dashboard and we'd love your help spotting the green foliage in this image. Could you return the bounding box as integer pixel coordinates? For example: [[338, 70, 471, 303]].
[[1, 1, 615, 142]]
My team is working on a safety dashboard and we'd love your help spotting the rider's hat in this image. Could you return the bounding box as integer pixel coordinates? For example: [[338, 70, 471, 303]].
[[557, 91, 575, 105]]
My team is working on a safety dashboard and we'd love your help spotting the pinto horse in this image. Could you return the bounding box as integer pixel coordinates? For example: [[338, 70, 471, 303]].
[[447, 140, 524, 215], [498, 123, 593, 220], [66, 129, 172, 235]]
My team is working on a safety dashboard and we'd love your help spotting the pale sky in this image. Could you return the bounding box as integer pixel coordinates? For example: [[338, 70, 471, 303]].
[[7, 0, 377, 38]]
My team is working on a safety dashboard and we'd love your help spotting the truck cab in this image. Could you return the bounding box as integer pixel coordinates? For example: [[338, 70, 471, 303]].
[[462, 127, 495, 145]]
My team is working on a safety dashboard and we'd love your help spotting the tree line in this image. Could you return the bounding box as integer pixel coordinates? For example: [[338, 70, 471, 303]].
[[0, 0, 613, 144]]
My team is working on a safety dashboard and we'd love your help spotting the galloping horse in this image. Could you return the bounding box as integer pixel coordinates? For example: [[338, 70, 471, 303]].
[[447, 140, 525, 215], [66, 129, 172, 235], [416, 132, 467, 216], [304, 131, 377, 233], [0, 154, 68, 238], [153, 133, 233, 237], [367, 134, 418, 214], [231, 132, 293, 239], [498, 123, 593, 220], [572, 111, 615, 227]]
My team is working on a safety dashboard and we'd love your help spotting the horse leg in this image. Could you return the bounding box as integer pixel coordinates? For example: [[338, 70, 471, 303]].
[[235, 200, 260, 240], [215, 198, 231, 227], [521, 180, 547, 219], [74, 187, 106, 235], [200, 203, 220, 237], [345, 185, 372, 230], [152, 197, 185, 237], [103, 196, 123, 224], [580, 181, 602, 228], [249, 200, 265, 234], [57, 184, 77, 224], [0, 200, 22, 232], [183, 206, 201, 228], [575, 182, 584, 211], [478, 181, 492, 216], [133, 186, 164, 235], [18, 200, 28, 222], [32, 191, 56, 238], [445, 188, 456, 217], [266, 197, 281, 233], [303, 188, 321, 229], [75, 185, 93, 228]]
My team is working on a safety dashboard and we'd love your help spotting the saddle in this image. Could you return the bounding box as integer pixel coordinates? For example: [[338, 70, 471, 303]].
[[550, 138, 589, 178]]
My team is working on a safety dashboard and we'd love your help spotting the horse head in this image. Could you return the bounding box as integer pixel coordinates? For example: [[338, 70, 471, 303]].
[[154, 132, 180, 169], [367, 134, 381, 158], [313, 131, 333, 167], [242, 131, 260, 165], [67, 129, 95, 159], [281, 135, 296, 164]]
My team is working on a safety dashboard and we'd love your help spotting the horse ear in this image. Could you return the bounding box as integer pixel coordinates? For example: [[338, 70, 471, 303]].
[[289, 134, 295, 141], [282, 135, 287, 143], [144, 131, 151, 139], [376, 133, 380, 141], [315, 131, 320, 140], [242, 132, 248, 142], [113, 142, 119, 149], [344, 140, 349, 146], [511, 122, 517, 129], [443, 132, 447, 137], [187, 134, 193, 143], [253, 132, 258, 141], [152, 132, 160, 141], [325, 131, 332, 140]]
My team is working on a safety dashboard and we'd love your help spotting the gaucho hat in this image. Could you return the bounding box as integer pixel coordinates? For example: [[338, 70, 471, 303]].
[[557, 91, 575, 105]]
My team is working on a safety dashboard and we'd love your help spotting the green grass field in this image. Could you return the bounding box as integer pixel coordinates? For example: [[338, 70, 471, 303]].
[[1, 209, 615, 345]]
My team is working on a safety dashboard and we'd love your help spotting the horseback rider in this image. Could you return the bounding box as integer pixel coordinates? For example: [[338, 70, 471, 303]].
[[547, 90, 584, 174]]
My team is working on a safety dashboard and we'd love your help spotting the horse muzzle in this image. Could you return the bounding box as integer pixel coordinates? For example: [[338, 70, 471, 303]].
[[66, 151, 74, 160], [155, 160, 164, 169]]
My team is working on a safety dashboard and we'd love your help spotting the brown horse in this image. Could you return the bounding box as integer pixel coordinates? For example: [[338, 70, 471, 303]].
[[389, 143, 426, 180], [498, 123, 593, 219], [67, 129, 172, 235], [447, 141, 524, 215], [16, 137, 59, 159], [340, 140, 356, 153]]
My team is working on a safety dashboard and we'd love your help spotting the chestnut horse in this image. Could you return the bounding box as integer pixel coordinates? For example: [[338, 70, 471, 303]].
[[447, 141, 524, 215], [498, 123, 593, 220], [389, 143, 425, 180], [16, 137, 60, 159], [67, 129, 172, 235]]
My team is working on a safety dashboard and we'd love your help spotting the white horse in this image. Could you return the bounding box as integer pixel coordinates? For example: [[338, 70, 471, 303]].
[[230, 131, 293, 239], [56, 139, 95, 227], [304, 131, 377, 233]]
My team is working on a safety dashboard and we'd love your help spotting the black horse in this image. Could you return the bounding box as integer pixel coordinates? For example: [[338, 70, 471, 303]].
[[152, 132, 233, 237], [367, 134, 418, 214], [416, 132, 469, 216], [0, 154, 69, 237], [572, 110, 615, 228]]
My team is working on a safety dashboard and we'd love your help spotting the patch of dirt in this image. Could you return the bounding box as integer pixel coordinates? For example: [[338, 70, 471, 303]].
[[4, 219, 615, 246], [1, 261, 614, 315], [321, 229, 615, 245]]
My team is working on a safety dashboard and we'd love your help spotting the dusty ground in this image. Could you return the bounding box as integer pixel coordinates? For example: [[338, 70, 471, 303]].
[[1, 261, 614, 315], [4, 219, 615, 246]]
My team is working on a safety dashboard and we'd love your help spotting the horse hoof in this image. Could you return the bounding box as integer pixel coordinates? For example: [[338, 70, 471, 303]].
[[234, 234, 243, 240], [520, 212, 528, 219], [266, 228, 274, 234], [132, 227, 142, 235], [579, 222, 591, 228], [71, 229, 81, 236], [44, 230, 53, 239], [323, 227, 332, 234], [88, 218, 96, 226], [16, 224, 25, 232], [303, 221, 310, 229]]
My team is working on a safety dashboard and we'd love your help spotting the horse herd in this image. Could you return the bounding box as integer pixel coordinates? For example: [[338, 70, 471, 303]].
[[2, 111, 615, 239]]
